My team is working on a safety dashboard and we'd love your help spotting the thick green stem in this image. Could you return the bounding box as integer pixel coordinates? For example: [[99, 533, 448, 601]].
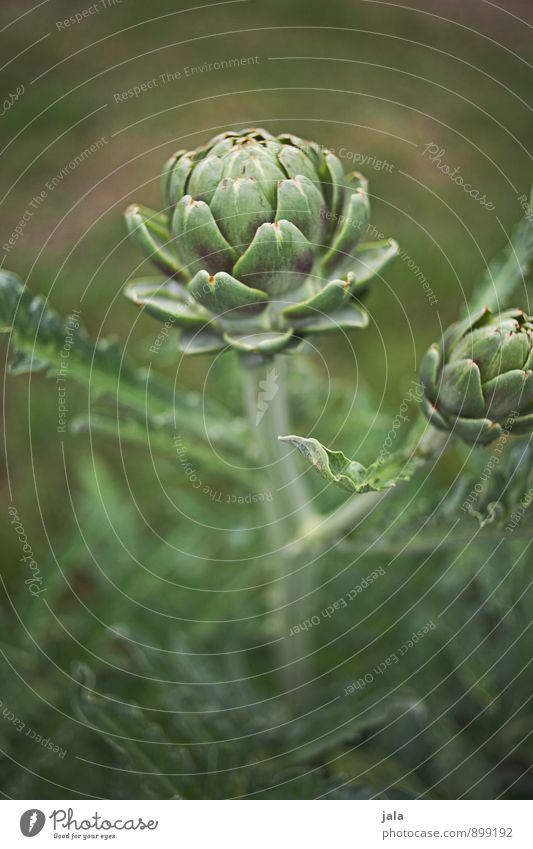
[[294, 490, 388, 552], [240, 357, 451, 704], [240, 355, 319, 701]]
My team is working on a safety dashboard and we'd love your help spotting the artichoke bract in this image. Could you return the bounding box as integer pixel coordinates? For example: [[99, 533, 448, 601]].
[[420, 306, 533, 445], [124, 127, 397, 357]]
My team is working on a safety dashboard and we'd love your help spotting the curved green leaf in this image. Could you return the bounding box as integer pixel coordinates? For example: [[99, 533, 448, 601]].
[[281, 278, 351, 319], [223, 328, 294, 354], [291, 305, 368, 335], [280, 421, 435, 493], [468, 186, 533, 312], [344, 239, 399, 291], [320, 189, 370, 274], [124, 277, 207, 327], [188, 269, 267, 316], [124, 204, 184, 278]]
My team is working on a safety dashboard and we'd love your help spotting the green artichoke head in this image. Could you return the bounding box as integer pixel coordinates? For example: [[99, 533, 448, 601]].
[[420, 306, 533, 445], [124, 127, 398, 357]]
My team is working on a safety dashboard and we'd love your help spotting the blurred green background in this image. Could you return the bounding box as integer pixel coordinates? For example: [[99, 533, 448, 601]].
[[1, 0, 533, 799]]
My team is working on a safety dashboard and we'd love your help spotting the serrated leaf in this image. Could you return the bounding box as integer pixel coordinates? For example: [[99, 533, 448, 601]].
[[0, 271, 244, 450], [280, 422, 432, 493]]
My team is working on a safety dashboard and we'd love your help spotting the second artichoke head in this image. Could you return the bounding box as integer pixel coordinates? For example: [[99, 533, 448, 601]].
[[420, 307, 533, 445]]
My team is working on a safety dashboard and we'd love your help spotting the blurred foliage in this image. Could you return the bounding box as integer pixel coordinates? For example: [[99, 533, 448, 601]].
[[2, 341, 533, 798], [1, 0, 533, 800]]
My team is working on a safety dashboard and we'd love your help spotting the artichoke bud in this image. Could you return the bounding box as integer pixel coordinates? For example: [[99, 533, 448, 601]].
[[420, 307, 533, 445], [125, 128, 397, 357]]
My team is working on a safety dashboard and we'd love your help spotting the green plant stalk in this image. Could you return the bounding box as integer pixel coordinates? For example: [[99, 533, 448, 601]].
[[295, 489, 389, 551], [240, 355, 319, 700]]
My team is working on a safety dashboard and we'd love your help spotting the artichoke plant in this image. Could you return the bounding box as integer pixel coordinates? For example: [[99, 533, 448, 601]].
[[124, 127, 397, 357], [420, 306, 533, 445]]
